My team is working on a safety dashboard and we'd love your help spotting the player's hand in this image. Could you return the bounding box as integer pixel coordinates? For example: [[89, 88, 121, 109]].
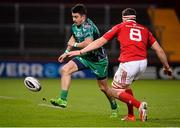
[[58, 53, 67, 63], [67, 50, 81, 57], [163, 67, 173, 79]]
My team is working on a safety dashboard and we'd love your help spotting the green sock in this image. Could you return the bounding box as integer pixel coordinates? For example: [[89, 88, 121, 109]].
[[60, 90, 68, 101], [111, 100, 117, 110]]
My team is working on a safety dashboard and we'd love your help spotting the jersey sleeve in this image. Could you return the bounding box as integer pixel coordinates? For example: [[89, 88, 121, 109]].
[[103, 25, 119, 40], [148, 31, 157, 46]]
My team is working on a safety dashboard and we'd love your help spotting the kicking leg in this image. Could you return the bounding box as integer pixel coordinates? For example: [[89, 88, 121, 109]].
[[50, 60, 78, 108]]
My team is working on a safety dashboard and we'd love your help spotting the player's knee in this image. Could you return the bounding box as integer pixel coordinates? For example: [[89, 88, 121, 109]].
[[60, 66, 70, 75]]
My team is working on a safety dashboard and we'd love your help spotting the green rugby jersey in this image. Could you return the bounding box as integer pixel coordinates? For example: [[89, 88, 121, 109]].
[[71, 18, 107, 62]]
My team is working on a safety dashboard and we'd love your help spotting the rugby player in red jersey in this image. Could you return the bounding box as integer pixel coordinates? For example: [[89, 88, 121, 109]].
[[67, 8, 172, 122]]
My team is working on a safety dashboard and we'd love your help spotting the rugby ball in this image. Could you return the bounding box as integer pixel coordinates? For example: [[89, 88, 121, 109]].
[[24, 77, 41, 92]]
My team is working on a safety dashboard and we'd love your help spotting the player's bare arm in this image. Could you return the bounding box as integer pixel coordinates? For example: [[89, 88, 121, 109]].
[[67, 37, 108, 57], [66, 35, 76, 50], [80, 37, 108, 54], [58, 36, 74, 63], [68, 37, 93, 48], [151, 41, 172, 77], [58, 49, 70, 63]]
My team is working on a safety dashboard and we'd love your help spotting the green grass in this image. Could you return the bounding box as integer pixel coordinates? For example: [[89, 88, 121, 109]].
[[0, 78, 180, 127]]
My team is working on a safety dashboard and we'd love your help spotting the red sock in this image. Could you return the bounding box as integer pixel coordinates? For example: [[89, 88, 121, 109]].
[[118, 91, 141, 109], [125, 89, 134, 116]]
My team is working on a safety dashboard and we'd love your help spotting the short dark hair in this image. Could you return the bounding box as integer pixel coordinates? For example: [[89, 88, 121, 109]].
[[71, 4, 87, 15], [122, 8, 136, 16]]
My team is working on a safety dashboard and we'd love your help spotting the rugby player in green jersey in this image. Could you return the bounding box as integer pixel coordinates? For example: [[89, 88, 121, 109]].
[[50, 4, 118, 117]]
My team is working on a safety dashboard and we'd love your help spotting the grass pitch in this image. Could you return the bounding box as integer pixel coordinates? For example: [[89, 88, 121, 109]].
[[0, 78, 180, 127]]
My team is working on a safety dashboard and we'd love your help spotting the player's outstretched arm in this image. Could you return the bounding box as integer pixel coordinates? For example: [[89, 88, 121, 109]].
[[58, 36, 74, 63], [151, 41, 172, 78], [80, 37, 108, 53], [68, 37, 93, 48], [66, 50, 81, 57], [67, 37, 108, 57], [58, 53, 68, 63]]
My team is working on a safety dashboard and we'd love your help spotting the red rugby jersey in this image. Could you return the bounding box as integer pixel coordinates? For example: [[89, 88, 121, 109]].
[[103, 21, 156, 62]]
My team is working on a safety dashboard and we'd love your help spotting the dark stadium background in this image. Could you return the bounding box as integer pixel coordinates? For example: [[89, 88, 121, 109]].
[[0, 1, 180, 127], [0, 0, 178, 11], [0, 0, 179, 79]]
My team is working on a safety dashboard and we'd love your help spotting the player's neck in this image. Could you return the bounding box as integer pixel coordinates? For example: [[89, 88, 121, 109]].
[[80, 18, 86, 25], [77, 18, 86, 27]]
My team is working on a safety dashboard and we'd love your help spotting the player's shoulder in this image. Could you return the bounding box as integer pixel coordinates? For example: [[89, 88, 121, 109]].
[[136, 22, 149, 30], [106, 23, 122, 33], [72, 23, 76, 28], [111, 23, 123, 29], [83, 18, 94, 28], [126, 21, 150, 32]]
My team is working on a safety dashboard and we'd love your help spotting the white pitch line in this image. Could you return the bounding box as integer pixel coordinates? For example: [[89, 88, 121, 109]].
[[38, 103, 64, 109], [0, 95, 16, 100]]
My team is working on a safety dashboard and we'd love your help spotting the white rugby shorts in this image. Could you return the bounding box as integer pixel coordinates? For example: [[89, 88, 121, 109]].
[[112, 59, 147, 88]]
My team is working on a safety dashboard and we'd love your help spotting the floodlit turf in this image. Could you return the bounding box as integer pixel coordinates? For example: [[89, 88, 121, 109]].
[[0, 78, 180, 127]]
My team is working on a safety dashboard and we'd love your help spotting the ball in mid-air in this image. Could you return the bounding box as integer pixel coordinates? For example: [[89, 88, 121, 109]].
[[24, 77, 41, 92]]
